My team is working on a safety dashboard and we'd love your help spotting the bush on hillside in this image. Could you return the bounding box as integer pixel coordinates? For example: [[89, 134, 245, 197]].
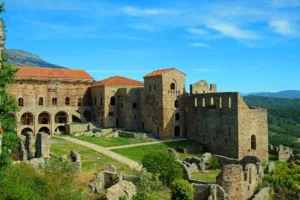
[[141, 150, 184, 186], [171, 179, 194, 200]]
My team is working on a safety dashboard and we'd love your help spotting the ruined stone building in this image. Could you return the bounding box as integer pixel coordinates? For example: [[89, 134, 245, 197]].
[[8, 67, 268, 162]]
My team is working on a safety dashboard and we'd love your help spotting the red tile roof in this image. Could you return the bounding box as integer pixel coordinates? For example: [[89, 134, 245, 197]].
[[15, 66, 93, 80], [94, 76, 144, 87], [144, 68, 186, 77]]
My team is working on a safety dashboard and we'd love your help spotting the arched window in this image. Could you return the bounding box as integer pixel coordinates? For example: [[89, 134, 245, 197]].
[[38, 97, 43, 106], [229, 97, 232, 108], [18, 97, 24, 107], [110, 96, 116, 106], [251, 135, 256, 150], [100, 97, 103, 106], [52, 97, 57, 105], [21, 112, 34, 125], [210, 97, 214, 105], [195, 98, 198, 107], [219, 97, 222, 108], [174, 100, 179, 108], [175, 113, 180, 121], [170, 83, 175, 90], [77, 98, 82, 106], [65, 97, 70, 105], [149, 84, 152, 91], [202, 98, 205, 107]]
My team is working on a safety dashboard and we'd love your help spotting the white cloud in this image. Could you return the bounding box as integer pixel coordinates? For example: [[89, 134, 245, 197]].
[[187, 28, 207, 35], [269, 20, 299, 36], [190, 42, 211, 48], [121, 6, 178, 16], [206, 22, 261, 40]]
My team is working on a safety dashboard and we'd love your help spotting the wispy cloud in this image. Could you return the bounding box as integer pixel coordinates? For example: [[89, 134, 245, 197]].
[[121, 6, 178, 16], [187, 28, 208, 35], [269, 20, 299, 36], [190, 42, 211, 48], [206, 22, 261, 40], [193, 68, 226, 72]]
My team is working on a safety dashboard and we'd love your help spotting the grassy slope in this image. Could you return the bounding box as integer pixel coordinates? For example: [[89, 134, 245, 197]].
[[50, 137, 136, 174], [190, 169, 221, 183], [112, 140, 203, 162], [74, 135, 152, 147]]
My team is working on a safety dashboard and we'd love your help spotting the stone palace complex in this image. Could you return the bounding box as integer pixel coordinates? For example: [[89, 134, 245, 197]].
[[8, 67, 268, 162]]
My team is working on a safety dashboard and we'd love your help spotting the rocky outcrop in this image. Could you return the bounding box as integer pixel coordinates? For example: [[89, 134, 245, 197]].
[[252, 187, 270, 200], [70, 150, 82, 173]]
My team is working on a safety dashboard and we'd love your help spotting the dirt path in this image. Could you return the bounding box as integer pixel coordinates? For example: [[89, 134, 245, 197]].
[[53, 136, 142, 171], [107, 138, 187, 150]]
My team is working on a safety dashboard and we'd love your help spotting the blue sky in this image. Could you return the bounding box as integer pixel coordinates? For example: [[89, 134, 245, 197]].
[[3, 0, 300, 93]]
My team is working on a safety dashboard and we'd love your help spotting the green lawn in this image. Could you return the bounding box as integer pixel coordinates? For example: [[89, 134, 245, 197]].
[[74, 135, 153, 147], [112, 140, 203, 162], [190, 169, 221, 183], [50, 137, 137, 174]]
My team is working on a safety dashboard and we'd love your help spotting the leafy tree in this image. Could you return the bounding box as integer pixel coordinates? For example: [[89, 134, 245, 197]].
[[170, 179, 194, 200], [141, 150, 184, 186], [0, 2, 19, 169]]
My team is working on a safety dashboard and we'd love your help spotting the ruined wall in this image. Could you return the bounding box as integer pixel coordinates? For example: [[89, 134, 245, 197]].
[[35, 133, 50, 158], [90, 86, 105, 126], [184, 92, 239, 159], [237, 94, 268, 162], [190, 80, 216, 94], [8, 79, 92, 135]]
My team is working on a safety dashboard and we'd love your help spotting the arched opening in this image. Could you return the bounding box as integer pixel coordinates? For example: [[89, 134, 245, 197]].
[[38, 112, 51, 124], [174, 100, 179, 108], [174, 126, 180, 137], [55, 126, 66, 134], [52, 97, 57, 105], [38, 127, 50, 135], [251, 135, 256, 150], [219, 97, 222, 108], [175, 113, 180, 121], [202, 98, 205, 107], [72, 115, 82, 123], [116, 118, 119, 127], [55, 111, 68, 123], [77, 98, 82, 106], [21, 112, 34, 125], [65, 97, 70, 105], [38, 97, 43, 106], [18, 97, 24, 107], [195, 98, 197, 107], [210, 97, 214, 105], [149, 84, 152, 91], [110, 96, 116, 106], [21, 128, 34, 136], [141, 122, 145, 130], [83, 110, 91, 122], [229, 97, 232, 108], [170, 83, 175, 90], [100, 97, 103, 105]]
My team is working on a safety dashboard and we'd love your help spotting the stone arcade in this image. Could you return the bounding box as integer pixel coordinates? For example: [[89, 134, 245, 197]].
[[8, 67, 268, 162]]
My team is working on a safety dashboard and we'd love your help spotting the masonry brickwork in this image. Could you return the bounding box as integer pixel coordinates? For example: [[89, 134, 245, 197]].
[[9, 67, 268, 162]]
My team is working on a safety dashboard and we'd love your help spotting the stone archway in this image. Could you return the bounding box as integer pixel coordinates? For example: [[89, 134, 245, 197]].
[[21, 127, 34, 136], [21, 112, 34, 125], [55, 126, 66, 134], [38, 127, 50, 135], [174, 126, 180, 137], [55, 111, 68, 123], [38, 112, 51, 124]]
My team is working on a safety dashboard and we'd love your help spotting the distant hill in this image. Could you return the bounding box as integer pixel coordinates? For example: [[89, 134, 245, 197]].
[[244, 90, 300, 99], [244, 96, 300, 109], [6, 49, 66, 69]]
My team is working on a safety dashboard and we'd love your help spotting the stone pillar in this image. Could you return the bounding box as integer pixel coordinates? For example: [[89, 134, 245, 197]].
[[35, 133, 50, 158], [24, 132, 34, 160]]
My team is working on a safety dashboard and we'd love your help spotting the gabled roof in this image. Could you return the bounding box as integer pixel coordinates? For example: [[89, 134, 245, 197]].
[[144, 68, 186, 78], [93, 76, 144, 87], [15, 66, 93, 80]]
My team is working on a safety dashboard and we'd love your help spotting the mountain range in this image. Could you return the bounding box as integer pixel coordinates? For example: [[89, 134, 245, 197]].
[[6, 49, 66, 69], [244, 90, 300, 99]]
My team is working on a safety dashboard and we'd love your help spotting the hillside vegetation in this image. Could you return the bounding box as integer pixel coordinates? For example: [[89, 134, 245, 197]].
[[244, 96, 300, 154]]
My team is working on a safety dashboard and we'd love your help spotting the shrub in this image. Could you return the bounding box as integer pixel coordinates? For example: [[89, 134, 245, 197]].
[[141, 150, 184, 185], [209, 156, 221, 169], [171, 179, 194, 200]]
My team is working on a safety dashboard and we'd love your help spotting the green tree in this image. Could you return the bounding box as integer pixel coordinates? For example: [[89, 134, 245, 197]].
[[0, 2, 19, 169], [141, 150, 184, 186], [170, 179, 194, 200]]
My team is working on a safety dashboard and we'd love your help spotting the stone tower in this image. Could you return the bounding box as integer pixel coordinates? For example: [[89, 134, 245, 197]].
[[143, 68, 186, 138]]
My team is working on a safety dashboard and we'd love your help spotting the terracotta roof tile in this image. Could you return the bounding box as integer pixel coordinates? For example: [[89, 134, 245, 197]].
[[94, 76, 143, 87], [15, 66, 93, 80], [144, 68, 186, 78]]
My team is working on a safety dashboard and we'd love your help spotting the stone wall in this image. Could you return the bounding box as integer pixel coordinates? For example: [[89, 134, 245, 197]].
[[190, 80, 217, 94], [252, 187, 270, 200], [65, 123, 89, 134], [35, 133, 51, 158], [193, 183, 229, 200]]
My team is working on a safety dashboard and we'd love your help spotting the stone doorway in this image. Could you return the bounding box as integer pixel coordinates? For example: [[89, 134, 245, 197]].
[[174, 126, 180, 137], [21, 128, 34, 136]]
